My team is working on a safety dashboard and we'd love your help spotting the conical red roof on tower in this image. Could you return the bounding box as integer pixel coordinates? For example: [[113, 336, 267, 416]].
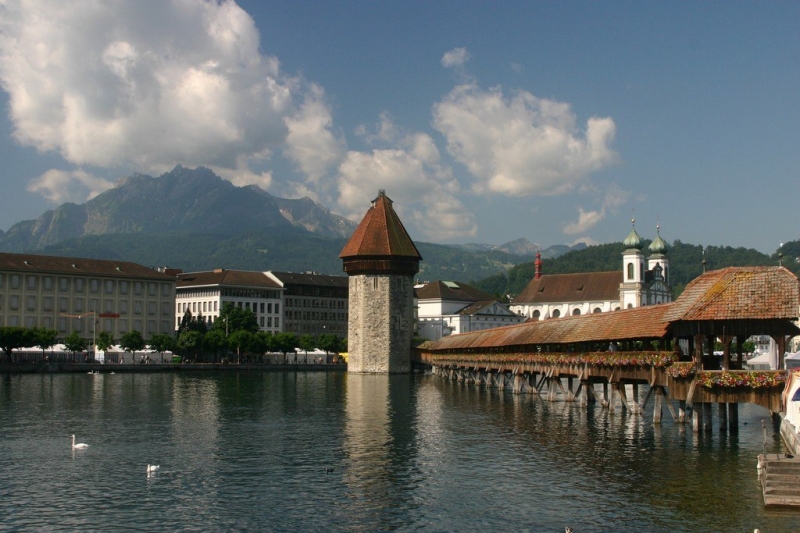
[[340, 191, 422, 276]]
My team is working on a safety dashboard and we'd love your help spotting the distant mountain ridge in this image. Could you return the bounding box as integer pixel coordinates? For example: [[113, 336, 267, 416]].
[[0, 165, 357, 252], [451, 238, 585, 258]]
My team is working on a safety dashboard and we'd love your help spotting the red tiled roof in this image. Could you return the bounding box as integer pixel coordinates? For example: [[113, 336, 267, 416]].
[[0, 252, 174, 280], [339, 191, 422, 259], [513, 271, 622, 304], [415, 280, 495, 302], [424, 266, 800, 352], [665, 266, 800, 321], [426, 304, 673, 351], [177, 269, 280, 289]]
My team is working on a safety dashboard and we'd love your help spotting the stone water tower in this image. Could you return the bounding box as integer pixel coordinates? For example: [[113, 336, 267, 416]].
[[339, 191, 422, 373]]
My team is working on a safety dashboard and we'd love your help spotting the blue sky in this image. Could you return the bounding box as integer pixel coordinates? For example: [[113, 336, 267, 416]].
[[0, 1, 797, 254]]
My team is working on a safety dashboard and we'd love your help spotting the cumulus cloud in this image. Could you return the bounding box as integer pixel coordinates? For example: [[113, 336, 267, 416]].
[[432, 83, 619, 197], [441, 47, 470, 69], [27, 169, 115, 204], [0, 0, 338, 200], [336, 131, 475, 240], [562, 183, 632, 235]]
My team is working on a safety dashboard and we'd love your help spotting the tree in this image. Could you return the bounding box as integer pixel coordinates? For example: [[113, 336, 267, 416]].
[[203, 329, 226, 363], [63, 331, 87, 359], [214, 303, 259, 335], [252, 331, 274, 362], [120, 330, 146, 362], [32, 327, 59, 359], [298, 334, 315, 363], [149, 333, 175, 363], [0, 326, 33, 363], [317, 333, 341, 355], [95, 331, 115, 352], [273, 332, 299, 362], [177, 330, 204, 361], [228, 330, 254, 363]]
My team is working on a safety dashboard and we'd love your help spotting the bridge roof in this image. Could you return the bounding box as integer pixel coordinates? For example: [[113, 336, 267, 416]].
[[664, 266, 800, 321], [424, 303, 673, 351], [422, 266, 800, 352]]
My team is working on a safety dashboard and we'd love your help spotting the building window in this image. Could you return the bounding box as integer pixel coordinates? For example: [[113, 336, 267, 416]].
[[134, 282, 143, 295], [627, 263, 634, 280], [161, 283, 171, 297], [10, 275, 19, 289], [26, 295, 36, 311], [105, 280, 114, 294], [104, 299, 114, 313], [75, 278, 83, 292], [148, 283, 156, 296], [90, 279, 99, 293], [148, 302, 156, 316], [120, 281, 129, 294], [59, 297, 68, 312], [552, 309, 561, 318], [572, 309, 581, 316], [43, 296, 53, 312], [43, 276, 53, 291]]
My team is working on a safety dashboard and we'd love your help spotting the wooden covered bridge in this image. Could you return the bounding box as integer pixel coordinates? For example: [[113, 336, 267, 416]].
[[414, 266, 800, 433]]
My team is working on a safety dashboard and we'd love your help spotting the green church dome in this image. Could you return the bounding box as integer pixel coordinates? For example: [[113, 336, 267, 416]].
[[649, 225, 668, 254], [623, 218, 643, 250]]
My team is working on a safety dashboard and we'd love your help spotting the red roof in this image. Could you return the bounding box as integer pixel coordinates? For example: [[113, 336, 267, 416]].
[[339, 191, 422, 260], [513, 271, 622, 304], [665, 266, 800, 321], [177, 269, 280, 289], [415, 280, 494, 302], [0, 252, 174, 280]]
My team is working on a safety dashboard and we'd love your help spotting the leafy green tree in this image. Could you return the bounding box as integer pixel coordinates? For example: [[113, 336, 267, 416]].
[[0, 326, 34, 363], [251, 331, 273, 362], [203, 329, 227, 363], [95, 331, 115, 352], [149, 333, 175, 363], [177, 330, 204, 361], [273, 332, 299, 362], [32, 327, 59, 358], [228, 330, 254, 363], [317, 333, 340, 354], [120, 330, 146, 362], [63, 331, 87, 358], [213, 303, 259, 335]]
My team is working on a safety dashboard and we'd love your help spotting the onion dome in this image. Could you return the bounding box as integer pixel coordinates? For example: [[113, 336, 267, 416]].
[[623, 218, 643, 250], [649, 224, 668, 254]]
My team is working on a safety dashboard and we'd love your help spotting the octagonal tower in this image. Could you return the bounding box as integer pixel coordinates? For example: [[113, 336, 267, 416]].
[[339, 191, 422, 373]]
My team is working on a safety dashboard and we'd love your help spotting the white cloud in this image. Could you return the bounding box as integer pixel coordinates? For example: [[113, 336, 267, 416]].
[[0, 0, 337, 201], [27, 169, 115, 204], [563, 207, 604, 235], [284, 84, 345, 184], [336, 132, 475, 240], [432, 83, 619, 197], [562, 183, 633, 235], [441, 47, 470, 69]]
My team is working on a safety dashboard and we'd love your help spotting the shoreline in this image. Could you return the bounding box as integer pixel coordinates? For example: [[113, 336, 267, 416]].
[[0, 362, 348, 374]]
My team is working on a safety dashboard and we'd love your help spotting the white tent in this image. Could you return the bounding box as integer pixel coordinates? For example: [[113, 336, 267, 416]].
[[744, 351, 774, 370]]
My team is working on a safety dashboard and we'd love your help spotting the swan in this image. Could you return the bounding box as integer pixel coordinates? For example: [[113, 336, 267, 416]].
[[147, 464, 160, 473], [71, 435, 89, 449]]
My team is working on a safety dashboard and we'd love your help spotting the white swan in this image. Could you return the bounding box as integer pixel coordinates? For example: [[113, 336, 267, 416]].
[[71, 434, 89, 449], [147, 464, 160, 473]]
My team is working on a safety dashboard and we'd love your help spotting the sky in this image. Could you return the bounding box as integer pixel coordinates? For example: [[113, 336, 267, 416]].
[[0, 1, 798, 254]]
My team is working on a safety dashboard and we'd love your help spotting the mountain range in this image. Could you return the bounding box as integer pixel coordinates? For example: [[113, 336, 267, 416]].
[[0, 166, 547, 281]]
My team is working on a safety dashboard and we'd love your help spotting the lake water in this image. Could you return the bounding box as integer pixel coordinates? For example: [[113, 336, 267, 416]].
[[1, 371, 799, 532]]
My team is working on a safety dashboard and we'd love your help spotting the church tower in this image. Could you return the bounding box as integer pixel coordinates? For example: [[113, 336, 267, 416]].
[[339, 191, 422, 373], [619, 218, 644, 309]]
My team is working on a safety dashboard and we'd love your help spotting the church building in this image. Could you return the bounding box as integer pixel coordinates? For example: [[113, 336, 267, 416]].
[[509, 221, 672, 320]]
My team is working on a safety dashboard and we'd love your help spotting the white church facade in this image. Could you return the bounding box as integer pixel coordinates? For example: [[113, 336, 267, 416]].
[[510, 222, 672, 320]]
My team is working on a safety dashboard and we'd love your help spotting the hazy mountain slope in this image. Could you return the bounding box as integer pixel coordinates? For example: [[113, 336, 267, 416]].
[[0, 166, 356, 252]]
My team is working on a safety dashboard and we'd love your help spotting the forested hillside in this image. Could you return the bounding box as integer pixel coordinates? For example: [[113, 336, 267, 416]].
[[472, 240, 794, 300]]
